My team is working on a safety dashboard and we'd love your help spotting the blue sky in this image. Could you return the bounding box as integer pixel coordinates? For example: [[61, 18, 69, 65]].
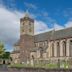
[[0, 0, 72, 51], [1, 0, 72, 25]]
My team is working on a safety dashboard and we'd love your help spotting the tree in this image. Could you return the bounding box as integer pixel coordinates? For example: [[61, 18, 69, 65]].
[[2, 52, 10, 59], [0, 42, 5, 58]]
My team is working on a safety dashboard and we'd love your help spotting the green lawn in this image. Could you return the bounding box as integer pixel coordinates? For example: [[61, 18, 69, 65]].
[[8, 64, 31, 68], [8, 63, 70, 69]]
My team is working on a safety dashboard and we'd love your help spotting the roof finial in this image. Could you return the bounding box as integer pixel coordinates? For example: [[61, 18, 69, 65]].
[[24, 10, 29, 18]]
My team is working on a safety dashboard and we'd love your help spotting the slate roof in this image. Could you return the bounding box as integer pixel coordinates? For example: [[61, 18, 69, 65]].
[[14, 27, 72, 51], [34, 27, 72, 42]]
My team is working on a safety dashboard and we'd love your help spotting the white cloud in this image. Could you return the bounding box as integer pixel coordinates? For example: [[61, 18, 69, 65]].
[[54, 23, 64, 30], [0, 6, 37, 51], [0, 6, 21, 50], [34, 20, 51, 34], [34, 20, 65, 34], [54, 21, 72, 31], [34, 20, 72, 35], [0, 5, 72, 51], [65, 21, 72, 28]]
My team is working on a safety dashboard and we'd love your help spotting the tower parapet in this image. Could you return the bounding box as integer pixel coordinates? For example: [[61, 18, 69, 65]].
[[20, 11, 34, 36]]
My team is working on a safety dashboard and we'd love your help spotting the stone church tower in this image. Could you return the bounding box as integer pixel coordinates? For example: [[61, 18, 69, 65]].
[[20, 11, 35, 63], [20, 11, 34, 36]]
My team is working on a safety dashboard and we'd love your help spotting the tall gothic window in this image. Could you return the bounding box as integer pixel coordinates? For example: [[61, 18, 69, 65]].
[[35, 43, 38, 47], [40, 47, 43, 58], [57, 42, 60, 57], [29, 28, 32, 32], [22, 29, 24, 32], [44, 41, 48, 48], [63, 41, 66, 56], [39, 42, 43, 47], [69, 40, 72, 57], [29, 23, 32, 32], [21, 23, 24, 32], [23, 23, 24, 25], [52, 43, 54, 57]]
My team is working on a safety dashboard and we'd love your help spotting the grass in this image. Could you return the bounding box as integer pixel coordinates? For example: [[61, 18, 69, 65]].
[[8, 64, 31, 68], [8, 63, 45, 68], [8, 63, 58, 68], [8, 63, 70, 69], [45, 63, 58, 68]]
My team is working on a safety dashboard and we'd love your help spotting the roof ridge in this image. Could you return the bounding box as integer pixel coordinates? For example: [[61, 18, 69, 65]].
[[35, 27, 72, 36]]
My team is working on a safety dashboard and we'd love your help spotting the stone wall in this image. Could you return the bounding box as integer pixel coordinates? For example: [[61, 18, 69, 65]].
[[2, 67, 72, 72]]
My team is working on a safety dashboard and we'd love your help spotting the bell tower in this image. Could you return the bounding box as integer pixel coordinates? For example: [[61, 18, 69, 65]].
[[20, 11, 34, 36], [20, 11, 35, 63]]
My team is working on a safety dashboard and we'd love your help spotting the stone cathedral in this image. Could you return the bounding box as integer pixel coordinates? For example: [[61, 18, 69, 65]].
[[11, 12, 72, 64]]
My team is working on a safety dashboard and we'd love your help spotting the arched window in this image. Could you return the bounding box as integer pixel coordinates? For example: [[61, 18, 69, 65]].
[[22, 29, 24, 32], [44, 41, 48, 48], [29, 23, 32, 32], [31, 55, 34, 60], [40, 47, 43, 58], [23, 23, 24, 25], [52, 43, 54, 57], [63, 41, 66, 56], [69, 40, 72, 57], [57, 42, 60, 57]]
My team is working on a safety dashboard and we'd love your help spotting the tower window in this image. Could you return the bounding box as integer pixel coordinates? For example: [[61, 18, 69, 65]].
[[29, 28, 32, 32], [29, 23, 32, 32], [22, 29, 24, 32], [29, 23, 31, 26], [23, 23, 24, 25]]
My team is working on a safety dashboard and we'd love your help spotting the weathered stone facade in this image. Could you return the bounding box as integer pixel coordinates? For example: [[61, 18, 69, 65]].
[[20, 35, 34, 63], [11, 11, 35, 64], [11, 11, 72, 64]]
